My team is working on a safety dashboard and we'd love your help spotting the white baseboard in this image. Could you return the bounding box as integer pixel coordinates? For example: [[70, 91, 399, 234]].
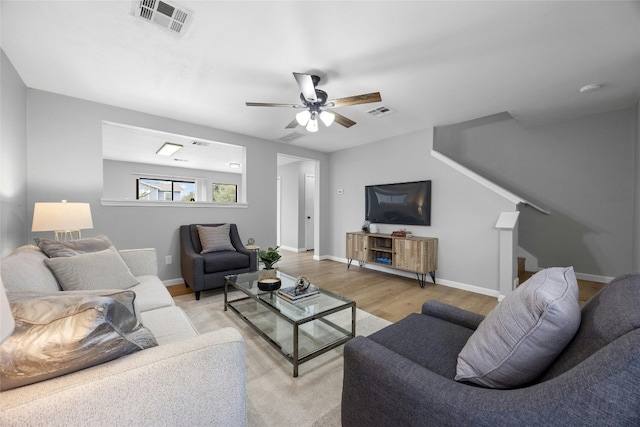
[[327, 256, 501, 300], [163, 278, 184, 286], [574, 272, 613, 284], [279, 245, 306, 253], [532, 268, 613, 284]]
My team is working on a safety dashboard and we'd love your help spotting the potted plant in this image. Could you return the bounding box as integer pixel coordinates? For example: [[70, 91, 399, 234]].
[[258, 246, 282, 272]]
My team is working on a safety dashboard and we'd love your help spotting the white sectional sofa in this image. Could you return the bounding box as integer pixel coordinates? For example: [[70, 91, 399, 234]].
[[0, 243, 247, 426]]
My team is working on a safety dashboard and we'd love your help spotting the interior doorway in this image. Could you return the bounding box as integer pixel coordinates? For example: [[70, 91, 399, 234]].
[[277, 154, 319, 254], [305, 174, 315, 250]]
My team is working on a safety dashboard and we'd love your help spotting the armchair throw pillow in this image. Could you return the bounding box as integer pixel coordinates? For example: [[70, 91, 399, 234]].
[[197, 224, 236, 253], [0, 291, 157, 390], [455, 267, 581, 389], [44, 247, 139, 291]]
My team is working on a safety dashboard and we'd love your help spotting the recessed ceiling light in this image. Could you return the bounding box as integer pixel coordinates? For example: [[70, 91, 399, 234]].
[[579, 84, 601, 94], [156, 142, 182, 156], [229, 162, 241, 169]]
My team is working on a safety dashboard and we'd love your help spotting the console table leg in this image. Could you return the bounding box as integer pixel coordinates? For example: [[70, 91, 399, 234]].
[[347, 259, 352, 270], [430, 271, 436, 283], [417, 273, 427, 288]]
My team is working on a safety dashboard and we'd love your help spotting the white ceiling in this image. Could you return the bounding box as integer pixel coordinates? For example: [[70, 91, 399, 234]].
[[2, 1, 639, 157]]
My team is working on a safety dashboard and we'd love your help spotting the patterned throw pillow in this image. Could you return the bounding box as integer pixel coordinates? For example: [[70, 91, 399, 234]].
[[197, 224, 236, 254], [455, 267, 581, 389], [0, 291, 157, 390], [35, 234, 114, 258]]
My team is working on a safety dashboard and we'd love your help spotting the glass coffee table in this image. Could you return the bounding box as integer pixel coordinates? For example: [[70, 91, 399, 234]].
[[224, 271, 356, 377]]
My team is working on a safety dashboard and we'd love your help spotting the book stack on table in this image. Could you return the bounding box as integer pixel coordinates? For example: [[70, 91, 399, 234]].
[[277, 285, 320, 303]]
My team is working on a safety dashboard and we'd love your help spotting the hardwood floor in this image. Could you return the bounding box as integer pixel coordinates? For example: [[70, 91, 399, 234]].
[[169, 249, 606, 323]]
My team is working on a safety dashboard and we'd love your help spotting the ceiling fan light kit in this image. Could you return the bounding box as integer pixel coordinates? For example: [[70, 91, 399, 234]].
[[246, 72, 382, 133]]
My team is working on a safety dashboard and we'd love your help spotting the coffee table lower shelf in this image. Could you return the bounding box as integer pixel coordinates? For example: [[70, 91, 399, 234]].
[[225, 295, 355, 377]]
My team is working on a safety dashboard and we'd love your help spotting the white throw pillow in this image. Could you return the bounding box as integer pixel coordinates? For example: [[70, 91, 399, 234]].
[[197, 224, 236, 253], [44, 247, 139, 291], [455, 267, 581, 389]]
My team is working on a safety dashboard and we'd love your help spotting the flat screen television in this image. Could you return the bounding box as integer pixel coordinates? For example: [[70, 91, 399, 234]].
[[365, 180, 431, 226]]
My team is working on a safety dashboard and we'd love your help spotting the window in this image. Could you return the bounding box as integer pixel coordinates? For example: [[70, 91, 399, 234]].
[[137, 178, 196, 201], [212, 183, 237, 203], [102, 121, 247, 206]]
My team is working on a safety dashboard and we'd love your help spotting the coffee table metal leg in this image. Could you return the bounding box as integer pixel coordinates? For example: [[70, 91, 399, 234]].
[[293, 324, 299, 377], [224, 281, 228, 311], [352, 304, 356, 337]]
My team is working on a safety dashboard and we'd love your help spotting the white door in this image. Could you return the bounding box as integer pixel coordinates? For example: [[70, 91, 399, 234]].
[[277, 176, 281, 247], [304, 174, 315, 250]]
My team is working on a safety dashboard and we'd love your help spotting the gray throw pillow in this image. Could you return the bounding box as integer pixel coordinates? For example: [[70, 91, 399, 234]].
[[197, 224, 236, 253], [455, 267, 581, 389], [35, 234, 114, 258], [0, 291, 157, 390], [44, 247, 139, 291]]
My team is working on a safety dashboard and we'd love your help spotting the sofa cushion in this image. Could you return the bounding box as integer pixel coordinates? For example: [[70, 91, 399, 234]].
[[0, 291, 157, 391], [35, 234, 114, 258], [129, 276, 175, 312], [197, 224, 236, 254], [140, 306, 199, 345], [540, 273, 640, 381], [0, 245, 60, 293], [203, 251, 250, 273], [44, 247, 139, 291], [455, 267, 581, 389]]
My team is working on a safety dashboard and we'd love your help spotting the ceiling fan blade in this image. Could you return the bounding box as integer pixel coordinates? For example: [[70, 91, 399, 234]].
[[285, 118, 299, 129], [245, 102, 300, 108], [329, 92, 382, 108], [293, 72, 318, 102], [329, 110, 356, 128]]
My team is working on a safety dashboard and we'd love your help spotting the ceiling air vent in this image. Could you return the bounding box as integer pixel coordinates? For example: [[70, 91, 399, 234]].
[[132, 0, 193, 35], [366, 105, 395, 117], [278, 132, 306, 143], [191, 141, 210, 147]]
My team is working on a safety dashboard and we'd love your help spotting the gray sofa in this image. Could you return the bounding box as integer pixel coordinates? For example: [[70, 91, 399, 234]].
[[342, 273, 640, 426], [0, 244, 247, 426], [180, 223, 257, 300]]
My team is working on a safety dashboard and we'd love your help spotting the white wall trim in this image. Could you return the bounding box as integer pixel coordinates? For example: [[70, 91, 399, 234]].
[[279, 245, 306, 253], [163, 278, 184, 286], [101, 198, 248, 208], [326, 256, 501, 300], [430, 149, 550, 215]]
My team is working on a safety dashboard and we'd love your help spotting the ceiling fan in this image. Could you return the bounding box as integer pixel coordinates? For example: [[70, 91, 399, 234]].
[[245, 72, 382, 132]]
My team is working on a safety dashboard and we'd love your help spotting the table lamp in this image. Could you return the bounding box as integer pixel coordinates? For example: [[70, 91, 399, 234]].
[[31, 201, 94, 241]]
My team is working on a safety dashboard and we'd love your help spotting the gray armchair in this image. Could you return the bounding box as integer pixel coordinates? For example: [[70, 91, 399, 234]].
[[180, 223, 257, 300], [342, 274, 640, 426]]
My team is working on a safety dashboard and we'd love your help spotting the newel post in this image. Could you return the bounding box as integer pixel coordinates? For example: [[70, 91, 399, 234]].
[[495, 211, 520, 300]]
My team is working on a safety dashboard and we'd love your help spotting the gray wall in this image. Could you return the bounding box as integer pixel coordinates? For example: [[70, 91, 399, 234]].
[[434, 108, 637, 278], [328, 129, 516, 294], [635, 99, 640, 273], [0, 50, 28, 256], [20, 89, 328, 282]]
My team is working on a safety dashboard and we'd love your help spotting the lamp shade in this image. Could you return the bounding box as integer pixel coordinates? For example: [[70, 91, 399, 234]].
[[32, 202, 94, 232], [0, 277, 15, 343]]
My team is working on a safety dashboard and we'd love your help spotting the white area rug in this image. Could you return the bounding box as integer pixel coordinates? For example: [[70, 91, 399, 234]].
[[174, 289, 391, 427]]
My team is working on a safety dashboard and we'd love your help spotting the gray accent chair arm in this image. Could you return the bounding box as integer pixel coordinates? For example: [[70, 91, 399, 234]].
[[179, 226, 204, 290], [228, 225, 257, 272], [421, 300, 485, 330]]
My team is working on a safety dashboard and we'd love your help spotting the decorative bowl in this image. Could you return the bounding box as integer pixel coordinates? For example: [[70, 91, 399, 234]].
[[258, 277, 281, 291]]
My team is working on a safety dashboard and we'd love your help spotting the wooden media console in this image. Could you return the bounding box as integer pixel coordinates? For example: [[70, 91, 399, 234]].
[[345, 232, 438, 288]]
